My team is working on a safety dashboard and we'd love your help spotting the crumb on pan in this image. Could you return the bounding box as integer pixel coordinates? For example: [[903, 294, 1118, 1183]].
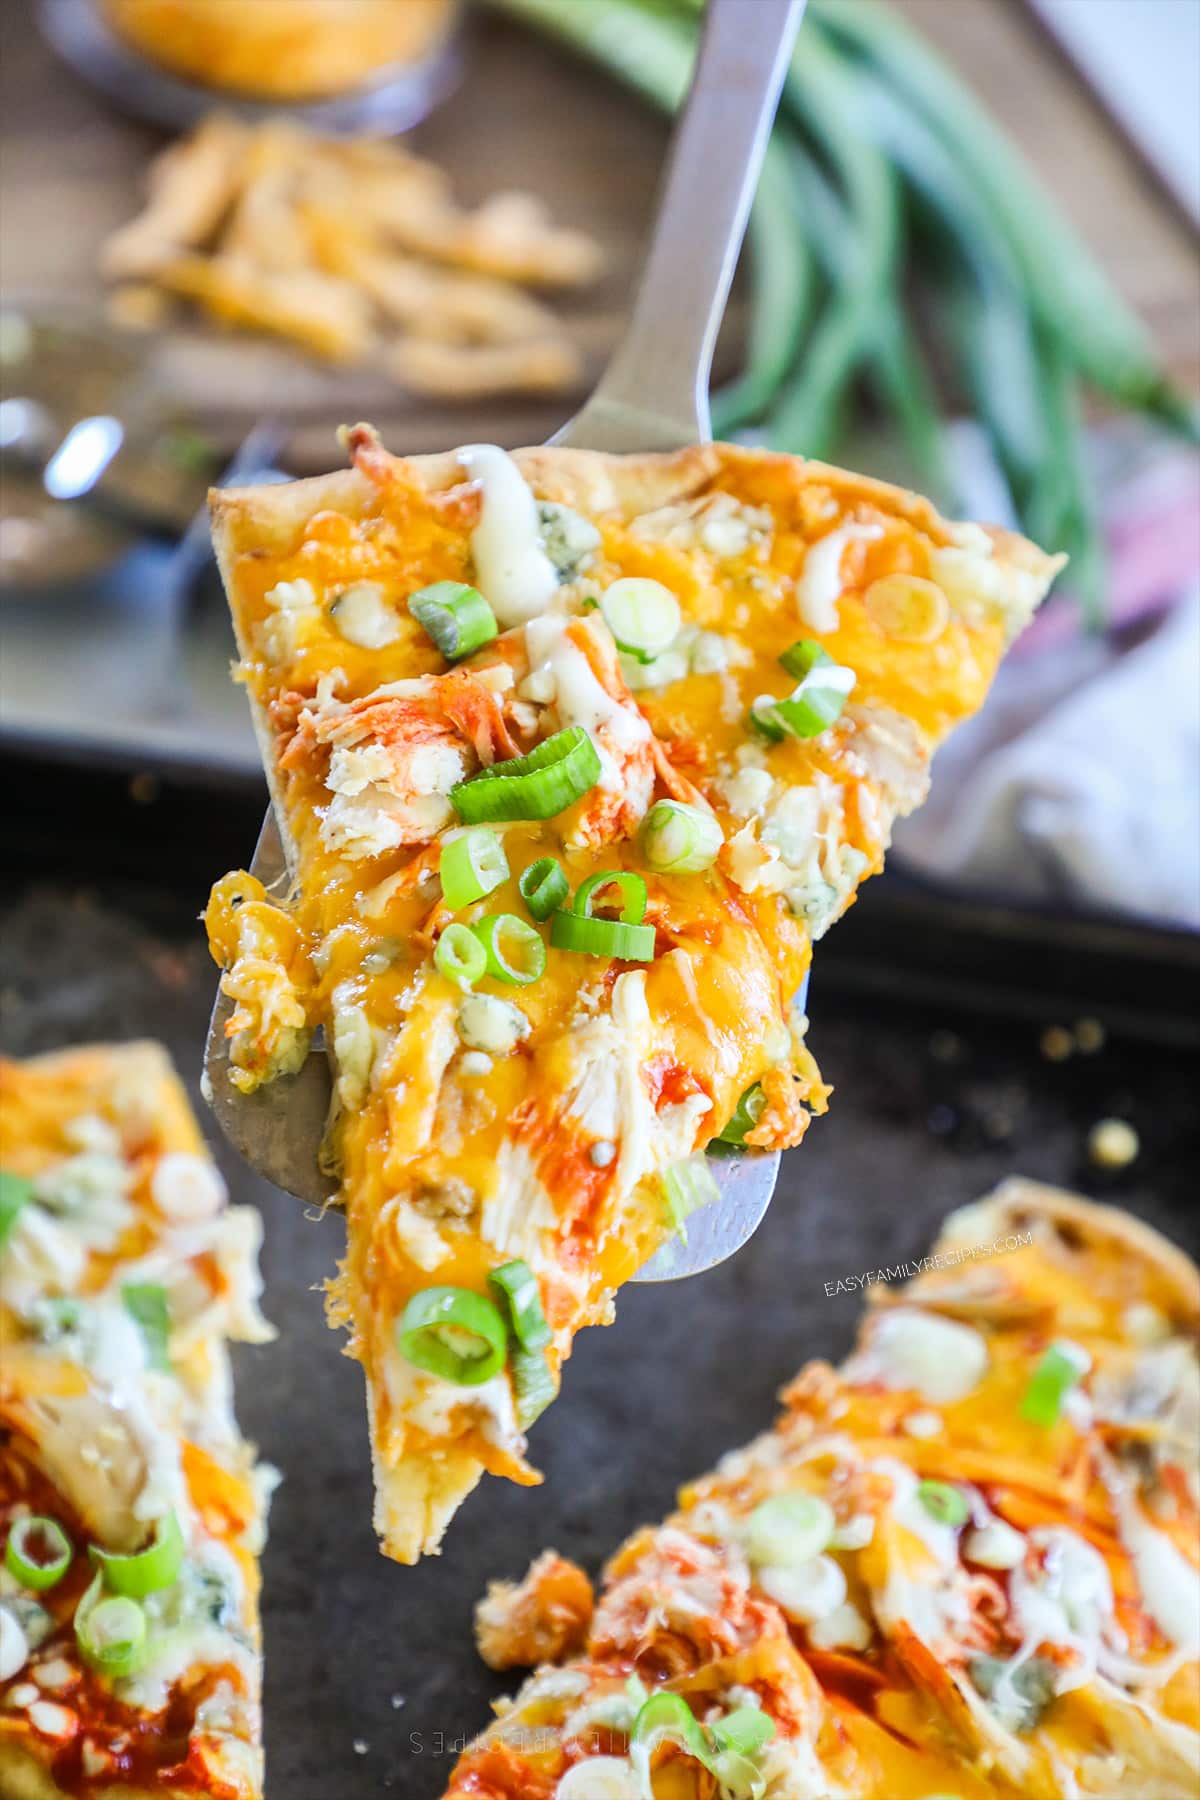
[[1040, 1024, 1075, 1062], [1088, 1117, 1139, 1169]]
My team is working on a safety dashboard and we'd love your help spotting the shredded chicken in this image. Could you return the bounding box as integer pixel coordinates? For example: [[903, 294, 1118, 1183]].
[[474, 1551, 594, 1671]]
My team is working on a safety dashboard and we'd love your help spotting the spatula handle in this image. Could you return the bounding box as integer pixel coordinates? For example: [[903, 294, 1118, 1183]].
[[559, 0, 803, 454]]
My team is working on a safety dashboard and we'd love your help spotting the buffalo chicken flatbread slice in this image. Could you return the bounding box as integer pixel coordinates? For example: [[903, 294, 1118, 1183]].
[[448, 1180, 1200, 1799], [204, 430, 1062, 1562], [0, 1043, 274, 1798]]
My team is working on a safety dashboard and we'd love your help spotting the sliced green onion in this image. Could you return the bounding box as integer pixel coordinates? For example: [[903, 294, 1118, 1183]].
[[711, 1706, 775, 1761], [488, 1259, 551, 1350], [518, 856, 568, 922], [631, 1690, 774, 1795], [916, 1480, 970, 1527], [550, 909, 655, 962], [750, 651, 856, 741], [5, 1515, 72, 1591], [74, 1574, 148, 1678], [90, 1510, 184, 1598], [748, 696, 788, 742], [121, 1283, 171, 1373], [408, 581, 498, 662], [599, 577, 681, 663], [662, 1156, 720, 1244], [398, 1286, 508, 1386], [451, 726, 601, 824], [631, 1691, 710, 1765], [440, 829, 508, 910], [716, 1082, 767, 1147], [778, 637, 835, 681], [0, 1171, 32, 1249], [708, 1747, 771, 1798], [434, 922, 487, 989], [641, 799, 724, 874], [471, 914, 546, 985], [571, 870, 647, 924], [745, 1492, 835, 1568], [1020, 1342, 1089, 1427], [511, 1345, 556, 1428]]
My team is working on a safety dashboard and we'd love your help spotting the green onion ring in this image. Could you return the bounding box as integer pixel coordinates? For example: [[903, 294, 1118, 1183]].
[[751, 675, 853, 742], [778, 636, 835, 681], [916, 1480, 970, 1527], [90, 1510, 184, 1598], [511, 1345, 556, 1429], [451, 727, 601, 824], [715, 1082, 768, 1147], [0, 1171, 32, 1250], [434, 922, 487, 989], [1020, 1341, 1089, 1427], [598, 576, 681, 663], [641, 800, 724, 874], [407, 581, 498, 662], [5, 1515, 72, 1591], [471, 914, 546, 985], [632, 1692, 711, 1766], [518, 856, 569, 922], [570, 870, 647, 924], [397, 1286, 508, 1386], [748, 697, 789, 742], [74, 1573, 148, 1678], [440, 829, 508, 911], [550, 909, 655, 962], [711, 1705, 776, 1760], [488, 1259, 551, 1350], [745, 1492, 836, 1568], [121, 1282, 171, 1373]]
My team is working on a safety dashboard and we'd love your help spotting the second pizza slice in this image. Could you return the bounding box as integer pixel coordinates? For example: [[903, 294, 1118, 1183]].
[[205, 430, 1061, 1561]]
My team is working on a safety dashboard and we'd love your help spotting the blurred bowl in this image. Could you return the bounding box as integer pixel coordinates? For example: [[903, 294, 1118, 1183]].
[[38, 0, 463, 134]]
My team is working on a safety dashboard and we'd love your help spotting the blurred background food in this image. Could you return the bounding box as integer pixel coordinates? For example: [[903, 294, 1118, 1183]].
[[99, 0, 458, 102], [101, 114, 601, 396], [2, 0, 1198, 925]]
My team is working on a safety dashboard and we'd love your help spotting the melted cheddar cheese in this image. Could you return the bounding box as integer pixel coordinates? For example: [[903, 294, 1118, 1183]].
[[449, 1180, 1200, 1800], [205, 430, 1062, 1562], [0, 1044, 273, 1799]]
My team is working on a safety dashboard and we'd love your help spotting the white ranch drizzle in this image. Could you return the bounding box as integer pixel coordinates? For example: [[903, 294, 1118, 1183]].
[[523, 615, 650, 790], [460, 444, 558, 626], [796, 522, 882, 633]]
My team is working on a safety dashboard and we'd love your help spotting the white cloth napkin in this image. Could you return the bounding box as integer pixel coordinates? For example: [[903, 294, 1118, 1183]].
[[894, 589, 1200, 928]]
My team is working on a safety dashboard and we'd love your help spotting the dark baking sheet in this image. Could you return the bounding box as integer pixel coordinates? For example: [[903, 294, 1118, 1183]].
[[2, 752, 1198, 1798]]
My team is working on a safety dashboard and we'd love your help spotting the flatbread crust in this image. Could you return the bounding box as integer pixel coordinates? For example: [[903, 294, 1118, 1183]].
[[446, 1180, 1199, 1799], [206, 430, 1062, 1562], [208, 433, 1058, 892], [931, 1174, 1200, 1325]]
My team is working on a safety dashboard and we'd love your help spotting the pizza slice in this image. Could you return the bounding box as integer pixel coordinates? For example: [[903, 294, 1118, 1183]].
[[0, 1043, 274, 1798], [448, 1180, 1200, 1800], [204, 429, 1062, 1561]]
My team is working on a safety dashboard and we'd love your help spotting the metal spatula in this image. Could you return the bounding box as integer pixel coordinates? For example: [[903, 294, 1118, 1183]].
[[204, 0, 805, 1280]]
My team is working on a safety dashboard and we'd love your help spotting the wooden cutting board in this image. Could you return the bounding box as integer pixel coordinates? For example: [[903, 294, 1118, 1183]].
[[2, 0, 1196, 469]]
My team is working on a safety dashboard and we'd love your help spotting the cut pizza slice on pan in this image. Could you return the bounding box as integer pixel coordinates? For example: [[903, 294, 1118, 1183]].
[[447, 1180, 1200, 1800], [203, 427, 1062, 1562], [0, 1043, 274, 1799]]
